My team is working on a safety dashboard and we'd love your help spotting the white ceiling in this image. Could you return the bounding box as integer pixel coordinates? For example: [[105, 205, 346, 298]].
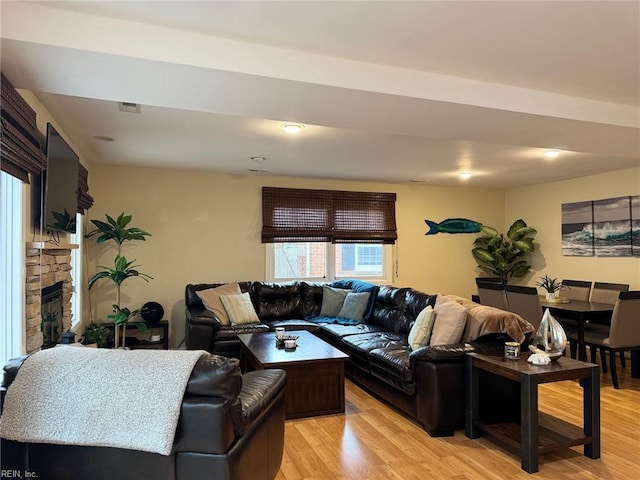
[[1, 1, 639, 188]]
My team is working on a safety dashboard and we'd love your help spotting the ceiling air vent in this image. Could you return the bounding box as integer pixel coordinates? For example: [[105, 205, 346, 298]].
[[118, 102, 141, 114]]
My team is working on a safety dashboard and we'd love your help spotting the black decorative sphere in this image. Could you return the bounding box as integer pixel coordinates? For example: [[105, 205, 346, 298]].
[[140, 301, 164, 324]]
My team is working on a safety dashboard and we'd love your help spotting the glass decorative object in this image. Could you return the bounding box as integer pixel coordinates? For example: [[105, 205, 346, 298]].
[[528, 308, 567, 361]]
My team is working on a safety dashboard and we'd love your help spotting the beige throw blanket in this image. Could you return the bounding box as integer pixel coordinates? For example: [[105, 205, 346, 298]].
[[0, 347, 206, 455]]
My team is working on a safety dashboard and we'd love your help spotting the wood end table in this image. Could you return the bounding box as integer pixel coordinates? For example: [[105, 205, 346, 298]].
[[465, 352, 600, 473]]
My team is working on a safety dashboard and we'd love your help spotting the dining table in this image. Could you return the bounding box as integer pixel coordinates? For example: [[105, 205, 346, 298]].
[[540, 298, 614, 362]]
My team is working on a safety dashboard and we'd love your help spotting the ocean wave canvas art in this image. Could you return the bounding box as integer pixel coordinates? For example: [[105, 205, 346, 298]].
[[562, 196, 638, 257], [594, 196, 632, 257], [562, 201, 594, 256], [632, 195, 640, 258]]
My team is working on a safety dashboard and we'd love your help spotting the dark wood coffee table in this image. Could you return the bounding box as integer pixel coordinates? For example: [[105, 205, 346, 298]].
[[465, 352, 600, 473], [237, 330, 349, 419]]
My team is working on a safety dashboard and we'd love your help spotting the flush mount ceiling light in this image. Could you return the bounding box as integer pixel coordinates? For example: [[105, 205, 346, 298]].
[[545, 150, 560, 159], [251, 156, 266, 163], [459, 172, 472, 180], [281, 123, 304, 134], [93, 135, 114, 142]]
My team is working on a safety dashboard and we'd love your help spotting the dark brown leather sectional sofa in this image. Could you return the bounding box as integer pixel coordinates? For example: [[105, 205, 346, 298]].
[[0, 353, 286, 480], [186, 281, 531, 437]]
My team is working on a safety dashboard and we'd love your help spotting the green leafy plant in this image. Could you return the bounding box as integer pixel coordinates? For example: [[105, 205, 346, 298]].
[[472, 219, 537, 286], [86, 212, 152, 348], [535, 275, 563, 294], [80, 322, 111, 347]]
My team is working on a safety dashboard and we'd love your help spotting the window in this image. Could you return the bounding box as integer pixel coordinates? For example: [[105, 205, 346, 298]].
[[0, 171, 24, 364], [69, 213, 83, 328], [263, 187, 396, 282], [267, 242, 392, 283]]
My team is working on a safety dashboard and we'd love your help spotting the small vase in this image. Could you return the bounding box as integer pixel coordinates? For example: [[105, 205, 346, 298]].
[[546, 292, 556, 301]]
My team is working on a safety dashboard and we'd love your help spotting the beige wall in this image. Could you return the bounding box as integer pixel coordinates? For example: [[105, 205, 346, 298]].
[[20, 89, 638, 349], [504, 167, 640, 290], [88, 165, 504, 346]]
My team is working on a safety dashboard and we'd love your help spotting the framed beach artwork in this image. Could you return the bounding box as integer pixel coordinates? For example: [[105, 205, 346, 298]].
[[562, 201, 594, 256], [593, 196, 632, 257], [632, 195, 640, 257]]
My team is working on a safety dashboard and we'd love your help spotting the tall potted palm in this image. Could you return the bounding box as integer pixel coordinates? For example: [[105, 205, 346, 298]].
[[471, 219, 537, 286], [86, 212, 152, 348]]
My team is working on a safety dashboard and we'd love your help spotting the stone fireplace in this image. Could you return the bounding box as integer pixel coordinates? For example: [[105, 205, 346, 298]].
[[25, 243, 75, 353]]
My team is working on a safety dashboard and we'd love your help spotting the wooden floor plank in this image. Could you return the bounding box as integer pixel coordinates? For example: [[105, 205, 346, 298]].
[[276, 354, 640, 480]]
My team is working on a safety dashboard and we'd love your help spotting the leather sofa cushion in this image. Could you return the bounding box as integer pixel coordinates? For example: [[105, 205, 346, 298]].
[[369, 346, 413, 383], [186, 354, 242, 399], [320, 323, 386, 338], [369, 286, 411, 332], [340, 332, 408, 361], [301, 282, 324, 318], [252, 282, 303, 321], [265, 319, 321, 332], [231, 369, 287, 436], [215, 323, 270, 340]]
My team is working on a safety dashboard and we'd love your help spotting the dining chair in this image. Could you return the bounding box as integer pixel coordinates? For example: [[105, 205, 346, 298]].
[[561, 279, 592, 302], [554, 280, 592, 334], [590, 282, 630, 304], [568, 291, 640, 389], [505, 285, 543, 330], [475, 279, 508, 310]]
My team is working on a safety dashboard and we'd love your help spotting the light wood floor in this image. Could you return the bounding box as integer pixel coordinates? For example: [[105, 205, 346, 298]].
[[276, 355, 640, 480]]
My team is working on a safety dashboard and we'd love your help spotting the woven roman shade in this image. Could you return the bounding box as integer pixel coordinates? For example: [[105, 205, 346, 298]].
[[77, 163, 94, 213], [262, 187, 397, 244], [0, 74, 46, 182]]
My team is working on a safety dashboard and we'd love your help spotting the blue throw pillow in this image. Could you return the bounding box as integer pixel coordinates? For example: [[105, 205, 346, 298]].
[[331, 279, 379, 322]]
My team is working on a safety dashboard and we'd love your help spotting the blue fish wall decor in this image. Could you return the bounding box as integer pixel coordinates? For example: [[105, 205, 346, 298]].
[[424, 218, 482, 235]]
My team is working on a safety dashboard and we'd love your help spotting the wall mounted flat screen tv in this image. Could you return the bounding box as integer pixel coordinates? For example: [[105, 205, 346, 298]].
[[33, 123, 79, 234]]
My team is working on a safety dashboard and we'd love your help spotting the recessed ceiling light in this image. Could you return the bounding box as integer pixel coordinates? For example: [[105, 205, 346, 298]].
[[282, 123, 304, 134], [251, 156, 266, 163], [459, 172, 472, 180], [545, 150, 560, 159], [93, 135, 114, 142]]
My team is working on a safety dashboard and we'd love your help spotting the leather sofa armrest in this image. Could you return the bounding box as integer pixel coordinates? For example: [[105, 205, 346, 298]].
[[231, 369, 287, 436], [186, 307, 222, 328], [409, 343, 475, 364], [409, 337, 508, 364]]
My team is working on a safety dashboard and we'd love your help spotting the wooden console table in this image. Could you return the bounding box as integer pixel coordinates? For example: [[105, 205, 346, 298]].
[[465, 352, 600, 473]]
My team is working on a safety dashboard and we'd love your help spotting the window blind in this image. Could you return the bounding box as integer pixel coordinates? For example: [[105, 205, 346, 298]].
[[77, 163, 94, 213], [262, 187, 397, 244], [0, 74, 46, 182]]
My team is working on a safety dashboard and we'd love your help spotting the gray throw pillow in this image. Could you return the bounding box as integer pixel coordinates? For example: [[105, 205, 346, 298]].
[[319, 286, 350, 317], [337, 292, 370, 321]]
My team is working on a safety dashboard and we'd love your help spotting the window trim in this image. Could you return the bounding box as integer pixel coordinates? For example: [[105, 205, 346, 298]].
[[266, 242, 394, 285], [0, 171, 25, 364]]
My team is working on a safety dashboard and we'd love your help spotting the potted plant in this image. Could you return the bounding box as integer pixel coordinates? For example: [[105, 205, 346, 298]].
[[535, 275, 563, 300], [471, 219, 537, 286], [80, 322, 111, 348], [86, 212, 152, 348]]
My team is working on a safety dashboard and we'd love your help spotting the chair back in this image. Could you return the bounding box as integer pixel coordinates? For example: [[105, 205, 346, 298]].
[[590, 282, 629, 304], [608, 291, 640, 348], [561, 279, 591, 302], [505, 285, 543, 329], [476, 280, 508, 310]]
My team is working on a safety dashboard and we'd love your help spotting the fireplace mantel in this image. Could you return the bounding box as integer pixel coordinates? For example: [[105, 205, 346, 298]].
[[27, 242, 79, 251]]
